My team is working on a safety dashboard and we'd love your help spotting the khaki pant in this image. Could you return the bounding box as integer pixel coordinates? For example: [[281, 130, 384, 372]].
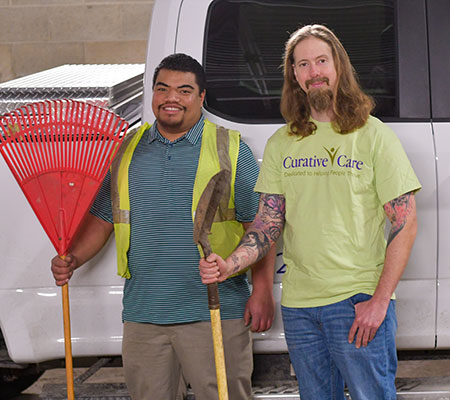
[[122, 319, 253, 400]]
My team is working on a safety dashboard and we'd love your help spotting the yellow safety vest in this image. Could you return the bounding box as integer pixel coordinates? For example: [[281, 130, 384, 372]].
[[110, 119, 245, 279]]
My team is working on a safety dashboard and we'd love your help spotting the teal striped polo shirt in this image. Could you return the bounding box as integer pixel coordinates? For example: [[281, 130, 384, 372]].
[[90, 115, 261, 324]]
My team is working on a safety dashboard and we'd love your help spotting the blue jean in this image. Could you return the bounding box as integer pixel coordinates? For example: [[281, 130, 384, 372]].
[[282, 294, 397, 400]]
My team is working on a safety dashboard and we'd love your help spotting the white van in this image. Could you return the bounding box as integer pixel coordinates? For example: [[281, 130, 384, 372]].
[[1, 0, 450, 396]]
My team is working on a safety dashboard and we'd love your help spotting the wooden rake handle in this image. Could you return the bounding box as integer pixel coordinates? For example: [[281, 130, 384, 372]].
[[62, 282, 74, 400], [58, 214, 74, 400], [60, 252, 74, 400], [61, 283, 75, 400]]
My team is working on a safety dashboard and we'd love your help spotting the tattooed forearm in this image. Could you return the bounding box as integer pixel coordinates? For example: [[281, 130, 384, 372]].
[[384, 192, 414, 246], [230, 254, 242, 274], [259, 193, 286, 240], [230, 193, 286, 271], [239, 231, 271, 260]]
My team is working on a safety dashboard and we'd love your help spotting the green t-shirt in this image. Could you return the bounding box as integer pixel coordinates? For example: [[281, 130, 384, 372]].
[[255, 116, 421, 308]]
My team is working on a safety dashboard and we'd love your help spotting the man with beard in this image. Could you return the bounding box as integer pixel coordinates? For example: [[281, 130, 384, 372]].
[[51, 53, 275, 400], [199, 25, 421, 399]]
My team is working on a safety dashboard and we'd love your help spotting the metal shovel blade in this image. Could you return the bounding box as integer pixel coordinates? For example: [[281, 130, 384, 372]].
[[193, 169, 231, 257]]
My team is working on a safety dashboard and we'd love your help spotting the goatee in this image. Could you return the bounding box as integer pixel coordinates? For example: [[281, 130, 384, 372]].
[[307, 87, 333, 113]]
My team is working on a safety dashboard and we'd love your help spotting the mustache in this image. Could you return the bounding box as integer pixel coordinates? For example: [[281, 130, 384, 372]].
[[305, 77, 330, 89]]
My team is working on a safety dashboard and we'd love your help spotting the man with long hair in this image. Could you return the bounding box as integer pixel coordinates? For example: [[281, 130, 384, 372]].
[[199, 25, 421, 399]]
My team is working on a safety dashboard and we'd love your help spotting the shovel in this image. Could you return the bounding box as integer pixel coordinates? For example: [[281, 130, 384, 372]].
[[193, 169, 231, 400]]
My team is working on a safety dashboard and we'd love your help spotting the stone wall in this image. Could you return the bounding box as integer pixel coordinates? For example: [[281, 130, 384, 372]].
[[0, 0, 154, 83]]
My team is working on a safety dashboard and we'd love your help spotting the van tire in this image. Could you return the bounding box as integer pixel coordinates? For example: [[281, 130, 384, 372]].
[[0, 366, 43, 399]]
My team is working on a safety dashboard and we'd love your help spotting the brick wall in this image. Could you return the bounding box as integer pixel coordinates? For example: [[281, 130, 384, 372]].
[[0, 0, 154, 83]]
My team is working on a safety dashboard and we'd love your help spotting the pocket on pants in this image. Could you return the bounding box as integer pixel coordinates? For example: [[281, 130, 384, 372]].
[[346, 293, 372, 308]]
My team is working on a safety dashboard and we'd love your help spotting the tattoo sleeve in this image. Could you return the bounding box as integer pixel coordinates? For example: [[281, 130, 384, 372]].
[[384, 192, 414, 246], [230, 193, 286, 274]]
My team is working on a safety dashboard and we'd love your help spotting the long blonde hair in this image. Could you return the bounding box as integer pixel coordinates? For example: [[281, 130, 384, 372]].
[[280, 24, 374, 138]]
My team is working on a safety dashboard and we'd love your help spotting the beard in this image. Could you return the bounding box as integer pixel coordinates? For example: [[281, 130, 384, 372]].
[[157, 117, 183, 130], [306, 86, 334, 113], [155, 104, 186, 131]]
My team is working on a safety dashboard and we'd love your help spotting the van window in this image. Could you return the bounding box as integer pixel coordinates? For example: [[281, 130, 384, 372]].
[[204, 0, 396, 123]]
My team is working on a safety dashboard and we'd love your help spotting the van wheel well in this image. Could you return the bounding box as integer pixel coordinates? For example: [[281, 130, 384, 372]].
[[0, 331, 44, 399]]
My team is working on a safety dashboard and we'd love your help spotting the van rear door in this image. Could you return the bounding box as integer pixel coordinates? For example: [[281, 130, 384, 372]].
[[428, 0, 450, 348]]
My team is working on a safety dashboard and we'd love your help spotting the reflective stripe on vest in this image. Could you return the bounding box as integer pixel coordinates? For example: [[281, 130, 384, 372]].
[[111, 119, 245, 279]]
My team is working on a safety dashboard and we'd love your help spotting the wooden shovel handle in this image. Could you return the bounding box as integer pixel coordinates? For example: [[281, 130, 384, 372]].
[[204, 245, 220, 310], [210, 308, 229, 400], [207, 282, 220, 310], [202, 245, 229, 399]]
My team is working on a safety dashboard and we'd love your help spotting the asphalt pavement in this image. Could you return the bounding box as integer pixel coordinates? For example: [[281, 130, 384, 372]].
[[11, 357, 450, 399]]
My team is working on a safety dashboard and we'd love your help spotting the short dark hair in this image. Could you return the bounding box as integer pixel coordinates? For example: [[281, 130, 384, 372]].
[[152, 53, 207, 93]]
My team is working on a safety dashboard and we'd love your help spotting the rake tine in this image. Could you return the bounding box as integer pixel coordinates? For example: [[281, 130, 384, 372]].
[[8, 115, 31, 180], [92, 109, 114, 179], [30, 103, 46, 174], [15, 107, 36, 179]]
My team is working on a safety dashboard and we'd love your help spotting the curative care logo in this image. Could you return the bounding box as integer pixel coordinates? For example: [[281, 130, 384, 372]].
[[283, 146, 364, 171], [323, 146, 340, 166]]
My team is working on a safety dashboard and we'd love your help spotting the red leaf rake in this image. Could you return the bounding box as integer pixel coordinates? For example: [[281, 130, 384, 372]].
[[0, 99, 128, 399]]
